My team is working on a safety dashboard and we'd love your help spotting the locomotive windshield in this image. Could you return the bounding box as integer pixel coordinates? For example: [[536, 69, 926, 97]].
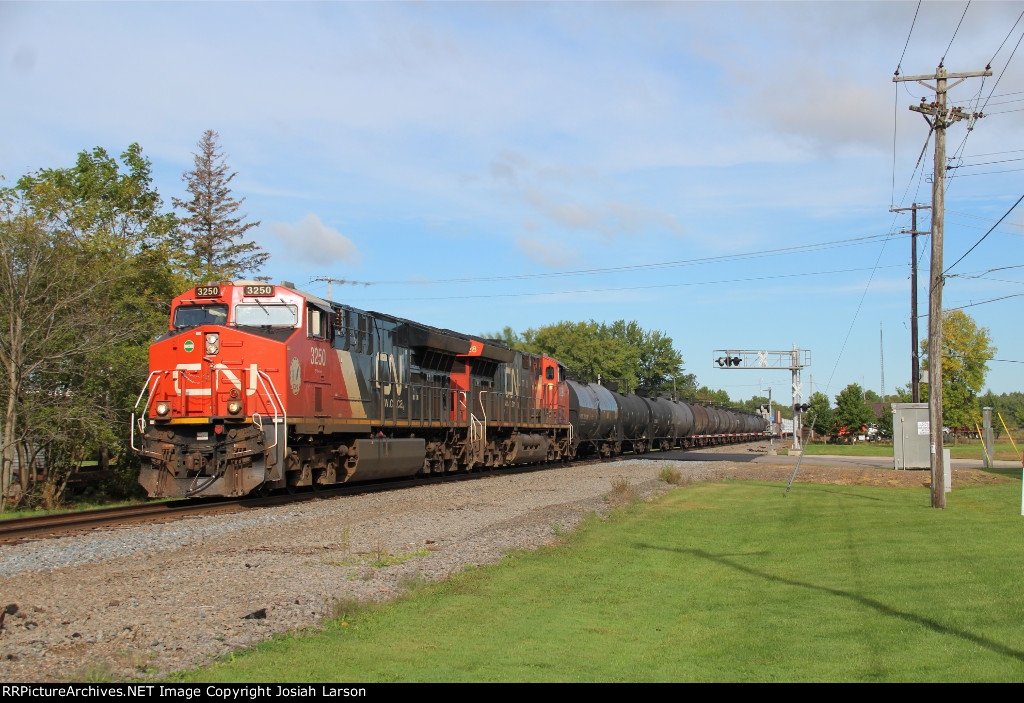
[[234, 303, 298, 327], [173, 304, 228, 329]]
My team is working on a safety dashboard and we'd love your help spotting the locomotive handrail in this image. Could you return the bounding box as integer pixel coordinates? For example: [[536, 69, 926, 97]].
[[130, 371, 166, 452], [372, 381, 472, 428], [478, 391, 557, 427], [255, 369, 286, 458], [476, 390, 488, 464]]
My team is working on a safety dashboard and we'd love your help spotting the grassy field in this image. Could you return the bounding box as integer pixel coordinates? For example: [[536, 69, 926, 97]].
[[791, 439, 1022, 462], [172, 472, 1024, 683]]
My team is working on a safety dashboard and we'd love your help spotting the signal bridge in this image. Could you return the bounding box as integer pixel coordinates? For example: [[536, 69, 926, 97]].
[[712, 346, 811, 450]]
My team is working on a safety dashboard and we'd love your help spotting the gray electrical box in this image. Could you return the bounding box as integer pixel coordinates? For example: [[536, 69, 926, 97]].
[[893, 403, 930, 470]]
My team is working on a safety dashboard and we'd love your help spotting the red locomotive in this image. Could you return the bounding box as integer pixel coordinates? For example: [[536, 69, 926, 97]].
[[133, 281, 766, 498]]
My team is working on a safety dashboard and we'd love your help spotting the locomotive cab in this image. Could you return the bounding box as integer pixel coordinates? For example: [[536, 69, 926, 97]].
[[135, 282, 302, 497]]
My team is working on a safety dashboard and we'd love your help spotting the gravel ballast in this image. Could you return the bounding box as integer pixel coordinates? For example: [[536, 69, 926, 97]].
[[0, 455, 733, 682], [1, 446, 990, 683]]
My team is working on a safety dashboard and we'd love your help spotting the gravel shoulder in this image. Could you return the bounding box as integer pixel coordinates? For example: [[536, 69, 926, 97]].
[[0, 444, 1006, 682]]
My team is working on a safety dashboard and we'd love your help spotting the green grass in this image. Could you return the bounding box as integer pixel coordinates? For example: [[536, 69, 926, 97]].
[[792, 440, 1022, 462], [791, 443, 895, 457], [170, 476, 1024, 683]]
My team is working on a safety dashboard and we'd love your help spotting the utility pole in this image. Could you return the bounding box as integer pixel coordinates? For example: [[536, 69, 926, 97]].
[[311, 276, 373, 300], [894, 65, 990, 509], [891, 203, 931, 403], [880, 322, 885, 399]]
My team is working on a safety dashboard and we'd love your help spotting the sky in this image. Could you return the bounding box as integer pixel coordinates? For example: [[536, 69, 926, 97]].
[[3, 1, 1023, 403]]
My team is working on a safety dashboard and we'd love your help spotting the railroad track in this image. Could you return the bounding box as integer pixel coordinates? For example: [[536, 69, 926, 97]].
[[0, 444, 765, 546], [0, 459, 597, 545], [0, 499, 240, 545]]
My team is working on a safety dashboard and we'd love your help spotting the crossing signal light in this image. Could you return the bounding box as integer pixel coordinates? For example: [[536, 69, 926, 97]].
[[794, 403, 808, 412], [715, 356, 743, 367]]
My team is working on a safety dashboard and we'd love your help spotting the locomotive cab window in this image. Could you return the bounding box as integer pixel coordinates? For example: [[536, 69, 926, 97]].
[[308, 308, 327, 339], [173, 304, 228, 330], [233, 303, 298, 327], [546, 367, 555, 380]]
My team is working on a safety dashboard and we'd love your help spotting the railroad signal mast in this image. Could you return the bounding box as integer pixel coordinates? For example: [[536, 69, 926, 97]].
[[713, 345, 811, 450]]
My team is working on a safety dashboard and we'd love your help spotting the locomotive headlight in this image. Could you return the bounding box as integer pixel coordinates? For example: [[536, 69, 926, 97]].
[[205, 332, 220, 355], [155, 402, 171, 417], [226, 400, 243, 416]]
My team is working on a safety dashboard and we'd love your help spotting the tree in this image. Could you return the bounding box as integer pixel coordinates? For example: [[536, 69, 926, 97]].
[[803, 391, 836, 440], [693, 386, 731, 406], [0, 145, 180, 510], [482, 326, 524, 348], [173, 130, 267, 281], [738, 394, 771, 414], [921, 310, 996, 435], [833, 383, 875, 441], [499, 319, 689, 394]]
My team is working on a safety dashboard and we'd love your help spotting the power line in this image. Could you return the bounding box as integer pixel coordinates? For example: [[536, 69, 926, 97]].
[[348, 264, 906, 303], [945, 292, 1024, 311], [947, 166, 1024, 178], [947, 209, 1024, 227], [895, 0, 923, 77], [982, 107, 1024, 115], [950, 148, 1024, 159], [945, 11, 1024, 189], [955, 263, 1024, 277], [979, 9, 1024, 114], [987, 9, 1024, 68], [943, 192, 1024, 274], [892, 0, 923, 207], [951, 156, 1024, 168], [360, 232, 909, 286], [940, 1, 972, 67], [953, 91, 1024, 107]]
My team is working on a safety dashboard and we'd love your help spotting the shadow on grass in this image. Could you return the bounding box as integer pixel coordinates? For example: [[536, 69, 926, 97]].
[[638, 543, 1024, 665], [791, 487, 886, 501], [984, 466, 1023, 481]]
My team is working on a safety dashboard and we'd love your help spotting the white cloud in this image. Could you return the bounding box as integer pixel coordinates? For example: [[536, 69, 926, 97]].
[[268, 214, 360, 266], [515, 236, 580, 268]]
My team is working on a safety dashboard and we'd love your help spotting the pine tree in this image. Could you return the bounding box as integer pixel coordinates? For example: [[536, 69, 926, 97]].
[[173, 130, 268, 281]]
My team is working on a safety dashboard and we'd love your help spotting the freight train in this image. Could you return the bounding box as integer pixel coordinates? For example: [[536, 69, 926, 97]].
[[132, 281, 768, 498]]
